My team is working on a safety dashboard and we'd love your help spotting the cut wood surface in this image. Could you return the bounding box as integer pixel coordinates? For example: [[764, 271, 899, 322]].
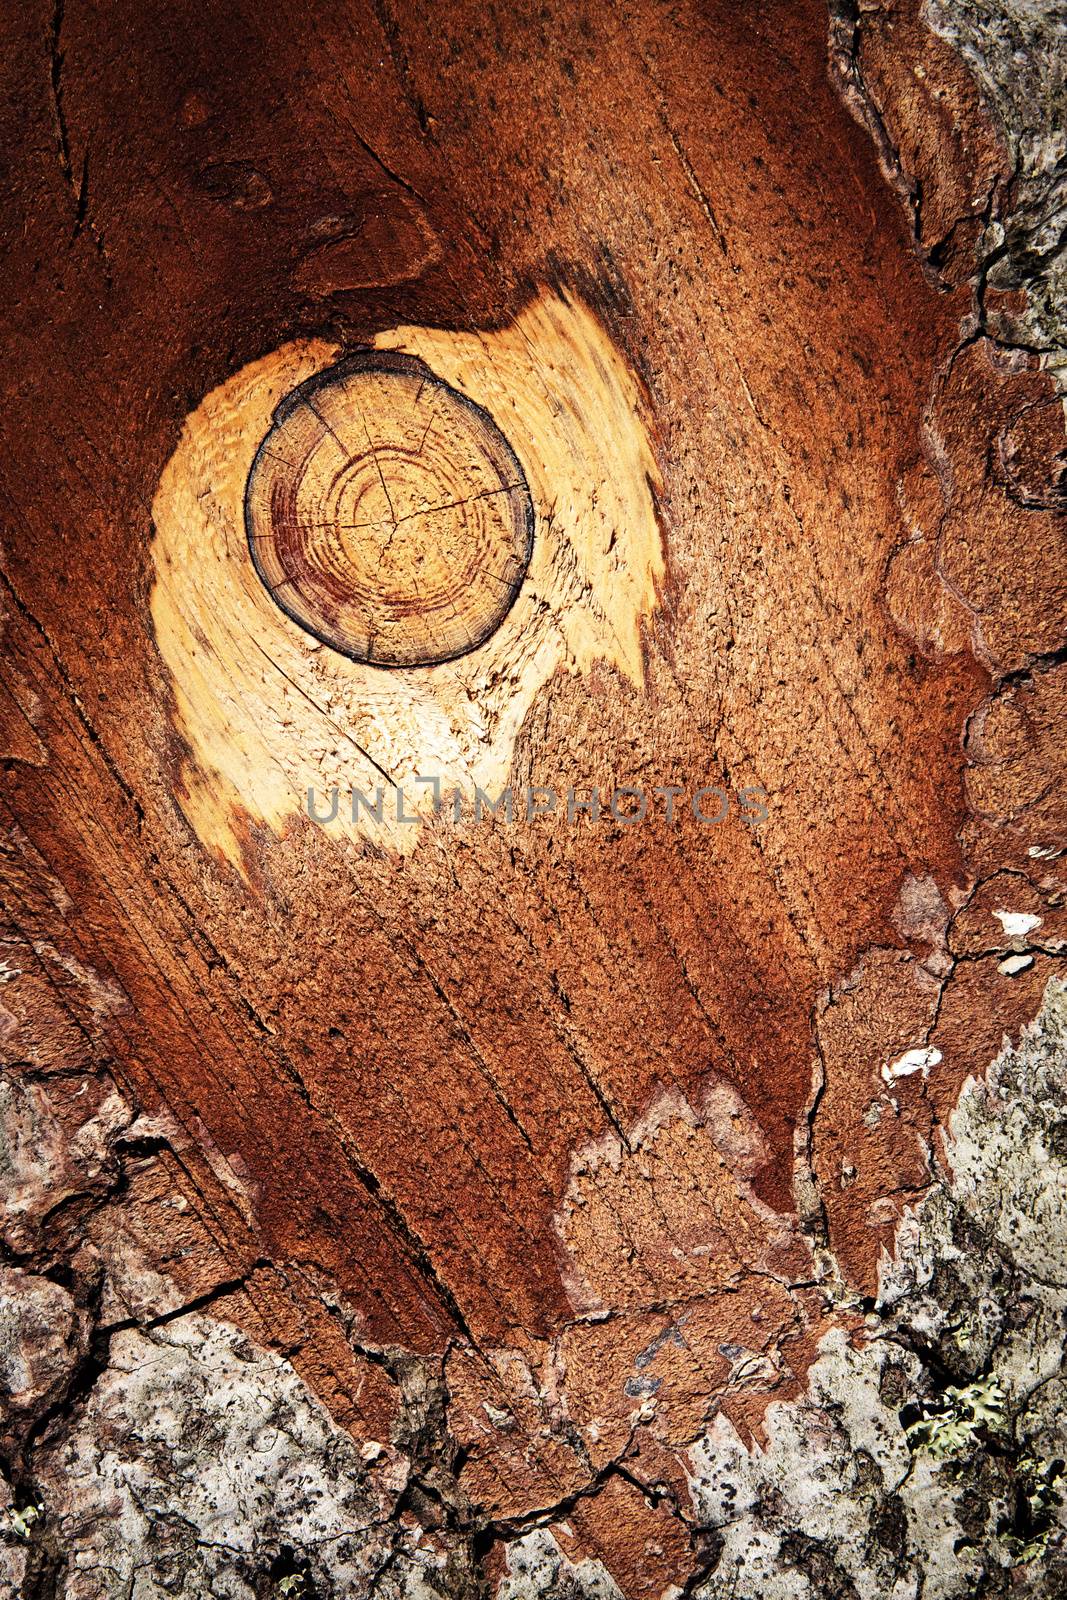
[[0, 0, 1064, 1592], [150, 290, 664, 859], [245, 350, 535, 668]]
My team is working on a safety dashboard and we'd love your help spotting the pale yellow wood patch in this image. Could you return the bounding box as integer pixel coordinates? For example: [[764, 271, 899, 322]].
[[149, 289, 664, 866]]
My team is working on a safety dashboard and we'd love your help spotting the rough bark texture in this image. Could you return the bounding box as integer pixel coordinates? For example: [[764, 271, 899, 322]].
[[0, 0, 1064, 1595]]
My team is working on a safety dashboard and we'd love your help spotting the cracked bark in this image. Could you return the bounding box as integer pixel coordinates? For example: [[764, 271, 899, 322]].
[[0, 0, 1064, 1595]]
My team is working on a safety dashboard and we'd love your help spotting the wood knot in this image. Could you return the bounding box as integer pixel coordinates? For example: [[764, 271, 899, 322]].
[[245, 351, 534, 667]]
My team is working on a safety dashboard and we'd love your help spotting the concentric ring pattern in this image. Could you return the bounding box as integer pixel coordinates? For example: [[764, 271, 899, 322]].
[[245, 351, 534, 667]]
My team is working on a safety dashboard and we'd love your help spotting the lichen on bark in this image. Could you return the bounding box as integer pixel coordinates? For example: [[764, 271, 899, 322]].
[[679, 977, 1067, 1600], [3, 984, 1065, 1597], [925, 0, 1067, 370]]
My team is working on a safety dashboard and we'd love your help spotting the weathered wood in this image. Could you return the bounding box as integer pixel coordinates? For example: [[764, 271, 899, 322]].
[[0, 0, 1064, 1593]]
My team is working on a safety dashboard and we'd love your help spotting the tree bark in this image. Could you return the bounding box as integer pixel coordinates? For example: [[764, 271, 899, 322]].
[[0, 0, 1064, 1595]]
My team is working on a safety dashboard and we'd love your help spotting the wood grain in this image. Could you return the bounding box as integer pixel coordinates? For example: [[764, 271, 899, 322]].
[[0, 0, 1063, 1587], [150, 289, 663, 860], [246, 350, 534, 667]]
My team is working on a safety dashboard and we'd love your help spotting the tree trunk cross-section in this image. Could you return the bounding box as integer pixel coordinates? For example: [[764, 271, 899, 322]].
[[0, 0, 1065, 1595]]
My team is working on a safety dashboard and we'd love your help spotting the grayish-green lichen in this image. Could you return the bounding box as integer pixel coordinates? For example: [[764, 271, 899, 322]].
[[11, 1314, 468, 1600], [496, 981, 1067, 1598], [925, 0, 1067, 375]]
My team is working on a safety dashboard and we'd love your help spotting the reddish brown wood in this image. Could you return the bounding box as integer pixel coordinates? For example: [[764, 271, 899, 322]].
[[0, 0, 1063, 1588]]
